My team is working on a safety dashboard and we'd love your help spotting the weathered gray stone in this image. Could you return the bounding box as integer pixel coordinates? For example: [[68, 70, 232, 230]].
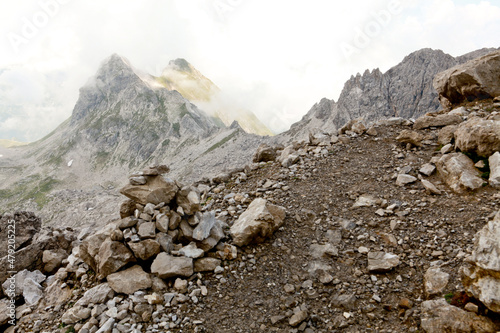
[[107, 265, 152, 294], [397, 129, 424, 147], [421, 179, 442, 195], [169, 211, 182, 230], [97, 239, 136, 279], [253, 143, 277, 162], [424, 267, 449, 297], [367, 252, 400, 273], [155, 214, 169, 233], [396, 174, 417, 186], [128, 239, 161, 261], [62, 305, 92, 324], [455, 118, 500, 157], [75, 283, 114, 307], [438, 125, 458, 146], [434, 49, 500, 108], [420, 163, 436, 177], [151, 253, 193, 278], [310, 243, 338, 259], [194, 258, 222, 272], [352, 194, 378, 208], [42, 249, 67, 273], [155, 232, 173, 253], [178, 242, 204, 258], [193, 211, 217, 241], [462, 211, 500, 313], [120, 175, 179, 205], [488, 152, 500, 187], [421, 299, 497, 333], [129, 176, 147, 186], [22, 277, 44, 306], [138, 222, 156, 239], [437, 153, 485, 193], [289, 310, 308, 327], [230, 198, 286, 247], [176, 186, 201, 215]]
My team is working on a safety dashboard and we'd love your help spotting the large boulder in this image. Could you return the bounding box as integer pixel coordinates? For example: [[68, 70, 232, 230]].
[[229, 198, 286, 247], [433, 50, 500, 108], [253, 143, 277, 162], [107, 265, 152, 294], [420, 299, 497, 332], [120, 175, 179, 205], [454, 118, 500, 158], [436, 153, 485, 193], [462, 210, 500, 313]]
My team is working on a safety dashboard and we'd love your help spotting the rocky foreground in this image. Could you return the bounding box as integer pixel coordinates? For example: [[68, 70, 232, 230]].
[[1, 50, 500, 333]]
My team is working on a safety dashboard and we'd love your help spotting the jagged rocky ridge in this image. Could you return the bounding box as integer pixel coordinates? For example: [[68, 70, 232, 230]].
[[285, 47, 499, 141]]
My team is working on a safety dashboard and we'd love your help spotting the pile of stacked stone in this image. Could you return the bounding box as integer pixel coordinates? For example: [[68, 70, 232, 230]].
[[78, 165, 237, 284]]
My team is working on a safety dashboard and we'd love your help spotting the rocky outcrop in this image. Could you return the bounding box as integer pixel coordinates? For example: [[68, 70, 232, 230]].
[[285, 48, 497, 141], [434, 50, 500, 108], [462, 210, 500, 313], [229, 198, 286, 247]]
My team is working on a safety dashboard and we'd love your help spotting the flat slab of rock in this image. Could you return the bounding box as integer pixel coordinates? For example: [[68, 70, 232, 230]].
[[414, 113, 463, 130], [396, 174, 417, 186], [367, 252, 400, 273], [151, 253, 193, 278], [433, 49, 500, 108], [230, 198, 286, 247], [120, 175, 179, 205], [107, 265, 152, 294], [75, 283, 114, 307], [421, 299, 497, 333]]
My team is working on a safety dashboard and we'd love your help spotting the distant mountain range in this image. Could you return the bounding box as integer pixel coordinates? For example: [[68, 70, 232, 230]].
[[1, 47, 498, 227], [284, 47, 499, 140]]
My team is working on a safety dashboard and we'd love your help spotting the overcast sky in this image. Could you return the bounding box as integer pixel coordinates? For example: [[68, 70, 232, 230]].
[[0, 0, 499, 142]]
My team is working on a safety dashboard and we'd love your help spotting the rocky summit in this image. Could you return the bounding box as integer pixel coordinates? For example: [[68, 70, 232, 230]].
[[1, 48, 500, 333]]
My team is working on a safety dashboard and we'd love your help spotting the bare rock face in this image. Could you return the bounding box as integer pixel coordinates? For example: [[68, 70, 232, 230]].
[[420, 299, 497, 333], [434, 50, 500, 109], [462, 210, 500, 313], [120, 175, 179, 206], [229, 198, 286, 247], [436, 153, 485, 193], [107, 265, 152, 294], [253, 143, 277, 162], [454, 118, 500, 158]]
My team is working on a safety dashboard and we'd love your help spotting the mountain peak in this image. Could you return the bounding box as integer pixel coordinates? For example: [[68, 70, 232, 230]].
[[168, 58, 193, 73]]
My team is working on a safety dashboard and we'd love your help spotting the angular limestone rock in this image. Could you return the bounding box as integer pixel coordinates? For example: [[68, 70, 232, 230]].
[[253, 143, 277, 162], [421, 299, 497, 333], [128, 239, 160, 261], [454, 118, 500, 158], [436, 153, 485, 193], [230, 198, 286, 247], [489, 152, 500, 187], [462, 211, 500, 313], [414, 113, 463, 130], [151, 253, 193, 279], [176, 186, 201, 215], [120, 175, 179, 205], [97, 239, 136, 279], [424, 267, 449, 297], [367, 252, 400, 273], [107, 265, 152, 294]]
